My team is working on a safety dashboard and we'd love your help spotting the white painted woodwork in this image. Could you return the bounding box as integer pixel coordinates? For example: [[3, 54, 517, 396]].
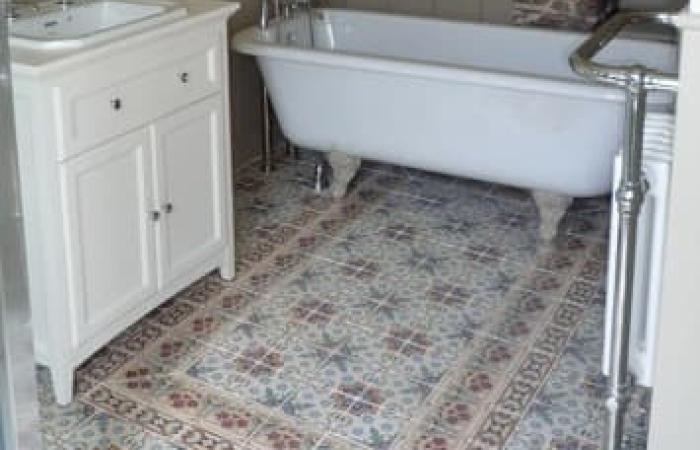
[[51, 23, 222, 160], [649, 11, 700, 450], [61, 130, 158, 347], [153, 97, 226, 287], [11, 4, 236, 405]]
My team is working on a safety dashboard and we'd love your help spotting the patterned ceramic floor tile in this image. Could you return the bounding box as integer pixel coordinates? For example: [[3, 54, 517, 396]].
[[40, 434, 70, 450], [38, 153, 648, 450], [278, 383, 342, 432], [105, 357, 176, 403], [141, 334, 212, 373], [187, 347, 255, 393], [527, 383, 607, 444], [36, 367, 97, 440], [131, 432, 188, 450], [207, 288, 260, 319], [206, 316, 290, 357], [146, 297, 200, 330], [63, 412, 145, 450], [361, 368, 433, 419], [329, 406, 404, 450], [483, 289, 559, 344], [247, 417, 324, 450], [39, 400, 97, 443]]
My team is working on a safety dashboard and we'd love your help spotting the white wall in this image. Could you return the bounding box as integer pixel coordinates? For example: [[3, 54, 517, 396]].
[[648, 13, 700, 450]]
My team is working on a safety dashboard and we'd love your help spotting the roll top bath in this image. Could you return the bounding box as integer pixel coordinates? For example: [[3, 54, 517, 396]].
[[234, 8, 676, 240]]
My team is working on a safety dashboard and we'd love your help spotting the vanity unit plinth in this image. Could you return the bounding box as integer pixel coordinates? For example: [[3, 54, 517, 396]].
[[11, 1, 239, 405]]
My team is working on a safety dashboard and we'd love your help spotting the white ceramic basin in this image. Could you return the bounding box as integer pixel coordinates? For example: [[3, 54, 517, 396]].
[[10, 1, 186, 50]]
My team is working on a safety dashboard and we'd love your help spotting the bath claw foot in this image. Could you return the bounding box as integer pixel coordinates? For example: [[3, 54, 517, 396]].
[[326, 151, 362, 198], [532, 190, 573, 243]]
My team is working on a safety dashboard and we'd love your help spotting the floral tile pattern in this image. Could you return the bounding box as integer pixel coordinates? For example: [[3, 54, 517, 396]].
[[36, 150, 650, 449]]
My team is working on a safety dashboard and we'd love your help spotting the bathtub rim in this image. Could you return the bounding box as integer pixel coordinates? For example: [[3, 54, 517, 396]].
[[232, 9, 676, 105]]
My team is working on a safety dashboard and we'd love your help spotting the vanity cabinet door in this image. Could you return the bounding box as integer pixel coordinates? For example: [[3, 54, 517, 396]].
[[152, 97, 225, 286], [61, 129, 157, 346]]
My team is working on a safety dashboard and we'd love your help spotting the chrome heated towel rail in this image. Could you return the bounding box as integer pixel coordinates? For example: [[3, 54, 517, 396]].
[[570, 10, 679, 450]]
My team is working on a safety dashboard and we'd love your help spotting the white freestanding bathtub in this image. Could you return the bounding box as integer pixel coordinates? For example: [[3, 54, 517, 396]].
[[234, 9, 676, 198]]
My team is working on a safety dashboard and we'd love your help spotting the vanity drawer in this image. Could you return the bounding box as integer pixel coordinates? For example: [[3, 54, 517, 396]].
[[54, 37, 221, 160], [120, 47, 221, 131]]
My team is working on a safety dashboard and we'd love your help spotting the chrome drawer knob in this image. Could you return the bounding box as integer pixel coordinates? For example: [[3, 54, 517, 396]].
[[164, 203, 174, 214], [111, 97, 122, 111], [150, 210, 161, 221], [179, 72, 189, 84]]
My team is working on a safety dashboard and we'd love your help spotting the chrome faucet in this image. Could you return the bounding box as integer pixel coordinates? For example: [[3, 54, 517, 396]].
[[260, 0, 312, 29], [259, 0, 279, 29]]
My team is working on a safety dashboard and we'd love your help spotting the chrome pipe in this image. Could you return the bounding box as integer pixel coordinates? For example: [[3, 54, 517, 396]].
[[287, 141, 297, 159], [604, 78, 647, 450], [260, 0, 281, 30], [569, 11, 679, 450], [260, 0, 269, 29], [261, 86, 273, 174], [569, 11, 678, 93], [260, 0, 283, 173]]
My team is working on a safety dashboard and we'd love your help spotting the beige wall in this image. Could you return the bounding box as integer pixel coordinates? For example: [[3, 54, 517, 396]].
[[325, 0, 513, 23], [228, 0, 265, 169]]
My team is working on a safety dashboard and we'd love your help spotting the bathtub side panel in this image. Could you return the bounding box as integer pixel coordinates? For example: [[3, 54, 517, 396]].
[[260, 57, 624, 197]]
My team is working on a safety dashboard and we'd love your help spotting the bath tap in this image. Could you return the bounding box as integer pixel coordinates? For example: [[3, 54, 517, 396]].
[[260, 0, 311, 29], [261, 0, 301, 29], [259, 0, 276, 29], [285, 0, 312, 19]]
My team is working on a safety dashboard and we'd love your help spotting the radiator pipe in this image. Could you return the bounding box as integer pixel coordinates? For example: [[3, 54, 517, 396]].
[[603, 69, 648, 450]]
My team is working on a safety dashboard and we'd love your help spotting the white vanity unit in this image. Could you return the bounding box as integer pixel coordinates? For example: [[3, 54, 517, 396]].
[[10, 0, 239, 404]]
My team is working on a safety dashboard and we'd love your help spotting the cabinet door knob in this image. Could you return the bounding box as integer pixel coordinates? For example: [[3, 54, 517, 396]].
[[111, 97, 122, 111], [164, 203, 174, 214], [179, 72, 189, 84], [150, 210, 161, 221]]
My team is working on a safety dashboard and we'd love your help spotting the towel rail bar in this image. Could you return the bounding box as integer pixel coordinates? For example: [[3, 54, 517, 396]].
[[569, 10, 679, 450]]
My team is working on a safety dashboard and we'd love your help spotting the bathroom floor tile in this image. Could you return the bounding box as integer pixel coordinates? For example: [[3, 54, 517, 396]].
[[38, 153, 644, 449], [63, 412, 144, 450]]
